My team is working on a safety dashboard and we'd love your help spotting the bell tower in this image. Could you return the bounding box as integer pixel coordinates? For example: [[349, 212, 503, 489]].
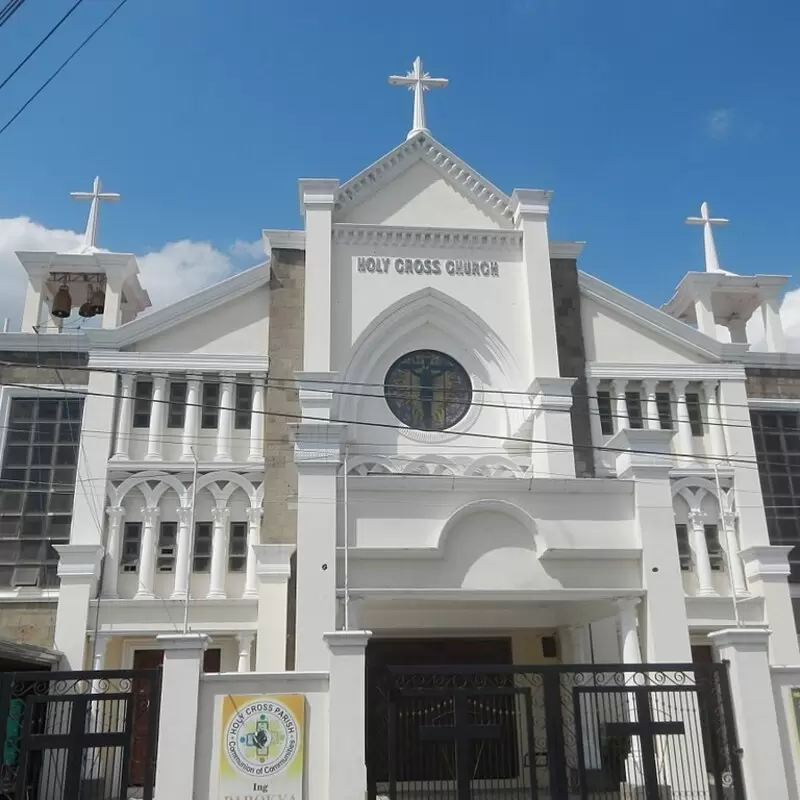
[[662, 201, 788, 351], [16, 176, 150, 333]]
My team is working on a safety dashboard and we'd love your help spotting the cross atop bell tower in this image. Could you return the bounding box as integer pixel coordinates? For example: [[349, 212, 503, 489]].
[[70, 176, 120, 255], [389, 57, 448, 140]]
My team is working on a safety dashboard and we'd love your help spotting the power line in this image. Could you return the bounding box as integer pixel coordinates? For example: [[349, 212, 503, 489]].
[[0, 0, 26, 28], [2, 378, 771, 470], [0, 0, 87, 95], [0, 0, 130, 138]]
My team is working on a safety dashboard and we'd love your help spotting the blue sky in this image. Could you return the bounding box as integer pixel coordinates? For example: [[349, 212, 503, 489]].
[[0, 0, 798, 311]]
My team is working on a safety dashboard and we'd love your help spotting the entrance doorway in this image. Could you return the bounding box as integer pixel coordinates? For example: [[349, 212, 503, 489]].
[[129, 647, 220, 786]]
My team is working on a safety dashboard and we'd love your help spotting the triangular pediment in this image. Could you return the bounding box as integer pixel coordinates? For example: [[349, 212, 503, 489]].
[[334, 133, 515, 230]]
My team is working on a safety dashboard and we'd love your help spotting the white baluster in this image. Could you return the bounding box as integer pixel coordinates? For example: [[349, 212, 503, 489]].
[[248, 374, 266, 462], [207, 507, 230, 599], [244, 507, 262, 598], [215, 375, 235, 462], [642, 379, 660, 431], [586, 377, 604, 469], [102, 506, 125, 598], [688, 510, 715, 596], [722, 510, 748, 596], [112, 374, 134, 460], [704, 380, 727, 460], [181, 374, 201, 461], [135, 506, 160, 599], [612, 378, 629, 432], [672, 380, 695, 465], [144, 375, 167, 461], [236, 633, 254, 672], [170, 506, 193, 601]]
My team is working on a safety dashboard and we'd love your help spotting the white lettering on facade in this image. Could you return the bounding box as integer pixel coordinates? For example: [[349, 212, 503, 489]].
[[356, 256, 499, 277]]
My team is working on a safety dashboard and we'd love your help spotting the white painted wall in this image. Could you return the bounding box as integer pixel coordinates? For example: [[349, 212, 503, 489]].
[[133, 286, 270, 354], [193, 672, 330, 800], [581, 296, 709, 364], [342, 160, 507, 229]]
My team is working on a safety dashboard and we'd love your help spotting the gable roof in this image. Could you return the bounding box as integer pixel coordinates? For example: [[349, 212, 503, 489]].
[[84, 262, 270, 349], [334, 132, 516, 229], [578, 271, 748, 362]]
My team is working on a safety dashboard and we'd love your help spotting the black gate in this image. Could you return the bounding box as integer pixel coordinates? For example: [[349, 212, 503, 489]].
[[368, 663, 745, 800], [0, 668, 161, 800]]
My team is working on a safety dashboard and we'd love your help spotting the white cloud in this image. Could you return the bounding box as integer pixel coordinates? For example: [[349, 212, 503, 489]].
[[0, 217, 262, 330], [746, 287, 800, 352], [707, 108, 733, 140]]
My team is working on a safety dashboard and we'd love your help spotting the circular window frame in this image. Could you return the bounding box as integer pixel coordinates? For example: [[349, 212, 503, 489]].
[[383, 349, 477, 440]]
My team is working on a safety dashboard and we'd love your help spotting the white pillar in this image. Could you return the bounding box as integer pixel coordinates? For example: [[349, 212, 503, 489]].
[[170, 506, 193, 601], [612, 378, 629, 433], [244, 507, 262, 598], [703, 380, 727, 459], [154, 634, 211, 800], [181, 374, 201, 462], [586, 377, 604, 469], [616, 597, 642, 664], [692, 286, 716, 338], [215, 374, 235, 462], [236, 633, 254, 672], [324, 631, 372, 800], [530, 377, 577, 478], [253, 544, 295, 671], [709, 628, 792, 800], [762, 295, 787, 353], [91, 633, 108, 672], [721, 510, 748, 596], [248, 374, 265, 462], [144, 375, 167, 461], [642, 379, 659, 431], [21, 276, 45, 333], [569, 625, 602, 770], [207, 506, 230, 599], [111, 373, 134, 460], [688, 510, 716, 596], [672, 379, 695, 464], [135, 506, 159, 599], [101, 506, 125, 598], [727, 317, 748, 344]]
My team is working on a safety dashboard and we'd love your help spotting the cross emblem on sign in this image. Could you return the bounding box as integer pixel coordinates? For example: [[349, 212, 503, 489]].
[[605, 688, 686, 797], [418, 691, 502, 800]]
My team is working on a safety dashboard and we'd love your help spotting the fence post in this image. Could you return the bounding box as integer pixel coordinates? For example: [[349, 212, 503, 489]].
[[153, 633, 211, 800], [709, 627, 790, 799], [325, 630, 372, 800]]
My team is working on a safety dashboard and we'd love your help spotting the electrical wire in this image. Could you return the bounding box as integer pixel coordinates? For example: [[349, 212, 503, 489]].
[[0, 0, 86, 94], [0, 0, 130, 137], [0, 0, 25, 28]]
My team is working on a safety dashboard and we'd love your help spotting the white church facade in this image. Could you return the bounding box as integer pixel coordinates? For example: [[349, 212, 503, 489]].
[[1, 60, 800, 800]]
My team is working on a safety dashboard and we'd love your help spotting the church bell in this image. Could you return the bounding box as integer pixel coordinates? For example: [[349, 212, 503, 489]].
[[50, 284, 72, 319], [89, 285, 105, 315], [79, 284, 97, 318]]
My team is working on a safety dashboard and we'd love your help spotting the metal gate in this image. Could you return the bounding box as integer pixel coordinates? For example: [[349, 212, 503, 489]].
[[0, 668, 161, 800], [368, 663, 745, 800]]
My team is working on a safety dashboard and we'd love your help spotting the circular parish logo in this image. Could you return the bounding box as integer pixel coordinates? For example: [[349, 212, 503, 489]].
[[225, 699, 299, 777]]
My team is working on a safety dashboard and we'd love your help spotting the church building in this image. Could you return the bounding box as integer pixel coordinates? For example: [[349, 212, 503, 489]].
[[0, 58, 799, 800]]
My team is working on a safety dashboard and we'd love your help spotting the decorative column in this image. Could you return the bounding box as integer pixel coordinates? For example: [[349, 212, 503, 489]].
[[135, 506, 160, 599], [688, 510, 716, 595], [111, 374, 134, 460], [181, 374, 201, 462], [248, 373, 266, 462], [703, 380, 727, 459], [721, 510, 747, 596], [215, 374, 235, 462], [727, 317, 748, 344], [612, 378, 629, 433], [90, 633, 108, 672], [672, 379, 694, 465], [243, 506, 262, 598], [236, 633, 254, 672], [616, 597, 642, 664], [102, 506, 126, 598], [170, 506, 193, 601], [144, 375, 167, 461], [642, 379, 660, 431], [569, 625, 602, 771], [207, 506, 230, 599], [586, 377, 605, 469]]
